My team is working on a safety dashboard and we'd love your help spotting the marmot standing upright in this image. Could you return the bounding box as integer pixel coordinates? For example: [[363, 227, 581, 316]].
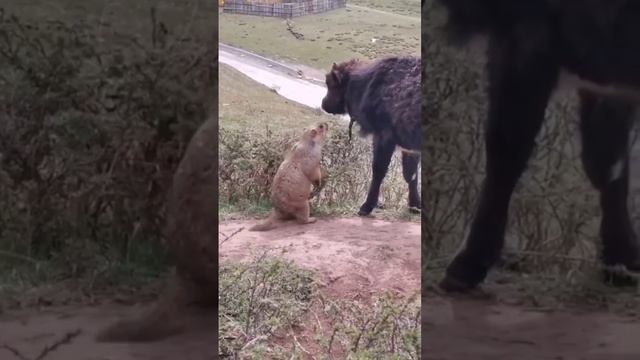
[[249, 122, 328, 231]]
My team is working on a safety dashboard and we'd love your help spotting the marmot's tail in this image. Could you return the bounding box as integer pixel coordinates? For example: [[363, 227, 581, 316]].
[[248, 211, 279, 231]]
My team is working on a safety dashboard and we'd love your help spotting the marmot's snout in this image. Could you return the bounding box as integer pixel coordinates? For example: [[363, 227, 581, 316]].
[[315, 122, 328, 140]]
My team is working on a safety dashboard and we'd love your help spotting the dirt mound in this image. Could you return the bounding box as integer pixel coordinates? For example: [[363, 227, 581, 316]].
[[0, 305, 214, 360], [219, 217, 421, 298], [423, 294, 640, 360]]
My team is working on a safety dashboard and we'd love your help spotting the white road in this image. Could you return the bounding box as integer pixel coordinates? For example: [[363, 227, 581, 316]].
[[219, 42, 337, 112]]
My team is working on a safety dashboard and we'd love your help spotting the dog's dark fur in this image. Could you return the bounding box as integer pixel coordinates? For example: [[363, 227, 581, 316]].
[[436, 0, 640, 292], [321, 56, 421, 216]]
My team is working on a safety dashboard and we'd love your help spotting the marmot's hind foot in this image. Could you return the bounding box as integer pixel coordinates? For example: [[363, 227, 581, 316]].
[[297, 216, 317, 225]]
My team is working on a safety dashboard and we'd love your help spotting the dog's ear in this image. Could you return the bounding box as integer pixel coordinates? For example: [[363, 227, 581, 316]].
[[331, 69, 342, 84], [327, 63, 342, 85]]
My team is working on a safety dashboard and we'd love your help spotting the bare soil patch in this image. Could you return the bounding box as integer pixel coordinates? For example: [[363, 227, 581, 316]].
[[219, 217, 421, 298]]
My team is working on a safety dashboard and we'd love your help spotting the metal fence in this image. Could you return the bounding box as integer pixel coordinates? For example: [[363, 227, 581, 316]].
[[223, 0, 347, 18]]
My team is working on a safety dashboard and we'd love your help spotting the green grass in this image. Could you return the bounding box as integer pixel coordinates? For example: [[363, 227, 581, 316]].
[[0, 261, 165, 311], [0, 222, 168, 310], [350, 0, 421, 17], [219, 200, 420, 222], [219, 63, 332, 132], [219, 4, 419, 69]]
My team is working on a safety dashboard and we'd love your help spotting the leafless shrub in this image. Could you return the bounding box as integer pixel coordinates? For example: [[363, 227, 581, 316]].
[[0, 9, 214, 281], [219, 120, 419, 214]]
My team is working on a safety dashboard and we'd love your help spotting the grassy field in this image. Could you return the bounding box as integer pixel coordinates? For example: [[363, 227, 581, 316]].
[[219, 65, 327, 132], [219, 63, 419, 221], [350, 0, 421, 17], [219, 1, 420, 69]]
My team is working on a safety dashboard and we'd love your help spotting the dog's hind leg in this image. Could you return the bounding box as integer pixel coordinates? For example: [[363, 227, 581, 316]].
[[402, 152, 421, 213], [440, 38, 560, 292], [359, 134, 396, 216], [578, 91, 640, 286]]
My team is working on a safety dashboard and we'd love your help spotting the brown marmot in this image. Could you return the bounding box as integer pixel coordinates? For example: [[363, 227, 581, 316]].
[[249, 122, 328, 232]]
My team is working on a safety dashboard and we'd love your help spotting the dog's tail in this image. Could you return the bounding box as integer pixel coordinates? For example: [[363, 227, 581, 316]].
[[248, 211, 279, 232]]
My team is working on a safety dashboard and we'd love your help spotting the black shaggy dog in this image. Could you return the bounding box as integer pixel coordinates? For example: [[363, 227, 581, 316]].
[[436, 0, 640, 292], [321, 56, 421, 216]]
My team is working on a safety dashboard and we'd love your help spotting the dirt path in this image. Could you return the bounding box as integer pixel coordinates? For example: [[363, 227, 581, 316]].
[[423, 294, 640, 360], [0, 305, 214, 360], [219, 217, 421, 298]]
